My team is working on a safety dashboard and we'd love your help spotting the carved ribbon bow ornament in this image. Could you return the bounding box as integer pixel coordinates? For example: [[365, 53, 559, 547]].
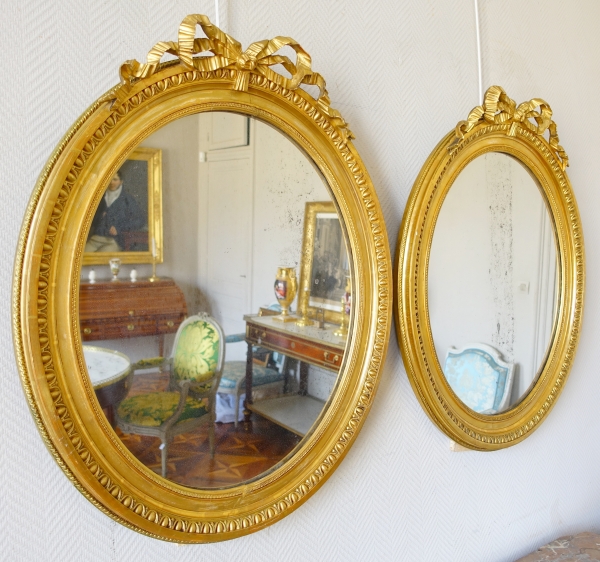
[[106, 14, 352, 141], [455, 85, 568, 170]]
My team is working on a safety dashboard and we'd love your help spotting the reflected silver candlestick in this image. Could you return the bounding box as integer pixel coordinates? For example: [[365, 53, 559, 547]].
[[333, 275, 351, 337], [148, 237, 159, 282], [333, 296, 348, 337], [148, 256, 159, 282]]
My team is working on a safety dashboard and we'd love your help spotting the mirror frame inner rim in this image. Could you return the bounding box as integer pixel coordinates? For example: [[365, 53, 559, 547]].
[[395, 102, 584, 451], [13, 56, 391, 540]]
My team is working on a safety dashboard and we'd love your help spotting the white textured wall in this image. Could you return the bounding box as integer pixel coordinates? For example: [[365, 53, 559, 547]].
[[141, 114, 201, 311], [2, 1, 599, 561], [252, 118, 330, 310], [429, 153, 555, 398]]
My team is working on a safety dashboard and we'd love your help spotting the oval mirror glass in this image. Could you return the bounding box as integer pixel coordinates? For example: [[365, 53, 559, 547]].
[[429, 152, 557, 415], [79, 112, 351, 488]]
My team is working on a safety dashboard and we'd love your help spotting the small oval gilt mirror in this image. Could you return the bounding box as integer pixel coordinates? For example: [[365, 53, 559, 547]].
[[13, 15, 391, 541], [396, 86, 583, 449]]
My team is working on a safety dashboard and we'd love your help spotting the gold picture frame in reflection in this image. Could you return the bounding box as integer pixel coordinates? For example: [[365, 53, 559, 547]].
[[298, 201, 349, 326], [82, 147, 163, 266]]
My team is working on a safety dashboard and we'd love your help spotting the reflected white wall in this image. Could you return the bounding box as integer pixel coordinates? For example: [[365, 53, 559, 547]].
[[429, 153, 556, 403], [195, 115, 330, 312]]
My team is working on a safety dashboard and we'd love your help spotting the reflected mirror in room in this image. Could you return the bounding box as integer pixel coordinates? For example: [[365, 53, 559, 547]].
[[79, 111, 350, 489], [428, 152, 557, 415]]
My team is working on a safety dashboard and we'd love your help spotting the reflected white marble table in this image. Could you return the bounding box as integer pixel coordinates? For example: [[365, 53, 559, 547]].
[[83, 345, 133, 424]]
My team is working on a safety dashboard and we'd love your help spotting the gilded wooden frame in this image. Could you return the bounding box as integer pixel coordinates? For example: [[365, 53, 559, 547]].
[[297, 201, 346, 325], [395, 86, 584, 450], [83, 146, 163, 265], [13, 15, 391, 541]]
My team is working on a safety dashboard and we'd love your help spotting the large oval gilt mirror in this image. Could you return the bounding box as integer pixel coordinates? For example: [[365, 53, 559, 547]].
[[396, 86, 584, 450], [13, 15, 391, 541]]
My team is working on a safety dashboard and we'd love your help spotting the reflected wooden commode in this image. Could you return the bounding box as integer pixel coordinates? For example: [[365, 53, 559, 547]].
[[79, 277, 187, 355]]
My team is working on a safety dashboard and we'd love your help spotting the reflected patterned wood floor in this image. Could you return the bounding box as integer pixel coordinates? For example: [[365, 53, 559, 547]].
[[114, 371, 301, 488]]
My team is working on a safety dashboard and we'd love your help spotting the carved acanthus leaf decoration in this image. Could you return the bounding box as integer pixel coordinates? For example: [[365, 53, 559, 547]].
[[103, 14, 352, 141], [455, 85, 568, 170]]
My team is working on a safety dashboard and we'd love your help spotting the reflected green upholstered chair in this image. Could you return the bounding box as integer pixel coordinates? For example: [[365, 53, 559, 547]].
[[115, 313, 225, 478]]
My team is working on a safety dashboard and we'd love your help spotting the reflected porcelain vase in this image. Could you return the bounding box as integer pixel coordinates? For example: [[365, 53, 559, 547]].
[[273, 267, 297, 322], [109, 258, 121, 282]]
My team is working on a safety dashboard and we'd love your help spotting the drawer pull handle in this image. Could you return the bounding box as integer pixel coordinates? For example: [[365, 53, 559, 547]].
[[127, 324, 135, 331], [252, 329, 267, 343], [83, 328, 92, 335], [128, 310, 135, 316], [324, 352, 339, 364], [166, 320, 174, 328], [291, 342, 296, 349]]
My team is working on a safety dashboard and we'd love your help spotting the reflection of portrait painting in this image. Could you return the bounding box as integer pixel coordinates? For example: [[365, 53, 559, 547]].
[[309, 213, 348, 308], [274, 280, 287, 300], [83, 147, 162, 265], [85, 168, 147, 252]]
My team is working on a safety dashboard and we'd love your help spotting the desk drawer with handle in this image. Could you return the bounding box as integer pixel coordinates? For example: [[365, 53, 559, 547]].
[[246, 324, 343, 371]]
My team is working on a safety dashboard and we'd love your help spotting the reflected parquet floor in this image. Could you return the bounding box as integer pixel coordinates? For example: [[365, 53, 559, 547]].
[[114, 371, 301, 488]]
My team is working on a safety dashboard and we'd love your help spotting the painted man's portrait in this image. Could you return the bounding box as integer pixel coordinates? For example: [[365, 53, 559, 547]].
[[85, 161, 149, 253]]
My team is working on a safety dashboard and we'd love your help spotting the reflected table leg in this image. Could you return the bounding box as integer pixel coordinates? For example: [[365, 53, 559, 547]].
[[243, 341, 253, 425], [104, 405, 115, 426], [299, 361, 309, 396]]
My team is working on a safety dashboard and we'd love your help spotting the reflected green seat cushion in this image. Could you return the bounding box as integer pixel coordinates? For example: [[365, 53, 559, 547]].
[[172, 320, 220, 384], [117, 392, 208, 427], [218, 361, 284, 390]]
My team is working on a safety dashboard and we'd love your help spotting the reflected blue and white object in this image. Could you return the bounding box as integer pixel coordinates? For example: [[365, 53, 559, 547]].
[[443, 343, 514, 414], [218, 330, 288, 426]]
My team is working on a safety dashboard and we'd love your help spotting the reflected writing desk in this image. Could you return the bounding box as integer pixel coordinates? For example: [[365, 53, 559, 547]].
[[79, 277, 187, 356]]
